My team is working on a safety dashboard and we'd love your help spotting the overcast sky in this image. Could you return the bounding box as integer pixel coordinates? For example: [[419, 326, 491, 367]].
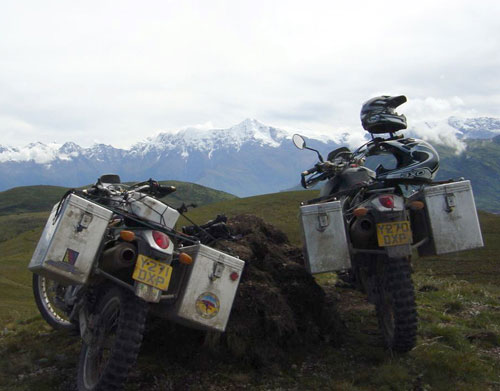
[[1, 0, 499, 148]]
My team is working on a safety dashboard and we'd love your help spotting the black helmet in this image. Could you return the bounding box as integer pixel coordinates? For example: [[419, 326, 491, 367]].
[[374, 138, 439, 183], [360, 95, 407, 134]]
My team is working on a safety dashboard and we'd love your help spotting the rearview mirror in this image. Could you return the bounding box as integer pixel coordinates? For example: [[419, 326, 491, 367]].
[[292, 134, 306, 150]]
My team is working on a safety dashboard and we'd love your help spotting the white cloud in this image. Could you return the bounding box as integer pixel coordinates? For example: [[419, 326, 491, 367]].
[[0, 0, 499, 148], [407, 120, 466, 152]]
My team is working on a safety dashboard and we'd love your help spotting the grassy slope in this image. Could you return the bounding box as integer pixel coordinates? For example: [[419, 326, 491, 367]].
[[0, 191, 499, 390], [0, 181, 237, 217], [157, 180, 237, 209], [178, 190, 318, 245], [436, 139, 500, 212], [0, 186, 69, 216]]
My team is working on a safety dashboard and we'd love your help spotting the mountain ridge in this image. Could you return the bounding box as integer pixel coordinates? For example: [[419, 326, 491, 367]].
[[0, 117, 499, 208]]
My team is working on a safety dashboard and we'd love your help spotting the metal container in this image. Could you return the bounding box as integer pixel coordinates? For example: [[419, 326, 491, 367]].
[[170, 244, 245, 332], [415, 180, 484, 256], [299, 201, 351, 274], [29, 194, 113, 285], [127, 193, 179, 229]]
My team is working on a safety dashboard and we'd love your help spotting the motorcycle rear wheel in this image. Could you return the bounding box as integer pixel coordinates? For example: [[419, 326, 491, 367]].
[[77, 286, 148, 391], [32, 273, 75, 331], [375, 257, 417, 353]]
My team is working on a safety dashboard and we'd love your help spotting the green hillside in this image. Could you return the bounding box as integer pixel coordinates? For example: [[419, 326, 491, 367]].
[[0, 190, 499, 390], [157, 180, 237, 209], [0, 181, 237, 217], [0, 185, 69, 216], [179, 190, 318, 245], [436, 137, 500, 212]]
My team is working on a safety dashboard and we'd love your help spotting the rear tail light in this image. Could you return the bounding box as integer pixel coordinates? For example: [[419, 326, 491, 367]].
[[379, 195, 395, 209], [152, 231, 170, 249]]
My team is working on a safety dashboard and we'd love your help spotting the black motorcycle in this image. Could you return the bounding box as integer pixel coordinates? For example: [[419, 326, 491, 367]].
[[294, 133, 441, 352]]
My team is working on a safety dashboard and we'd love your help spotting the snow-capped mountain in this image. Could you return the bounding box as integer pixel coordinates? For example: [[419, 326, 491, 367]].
[[448, 117, 500, 139], [0, 117, 498, 198], [0, 119, 340, 195], [131, 119, 291, 159]]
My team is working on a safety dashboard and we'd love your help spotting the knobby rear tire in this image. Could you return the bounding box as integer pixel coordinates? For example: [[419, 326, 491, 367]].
[[375, 257, 417, 353], [32, 273, 75, 331], [77, 286, 148, 391]]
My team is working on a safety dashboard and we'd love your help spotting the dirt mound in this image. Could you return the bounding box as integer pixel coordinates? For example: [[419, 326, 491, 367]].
[[145, 214, 344, 367], [214, 214, 343, 365]]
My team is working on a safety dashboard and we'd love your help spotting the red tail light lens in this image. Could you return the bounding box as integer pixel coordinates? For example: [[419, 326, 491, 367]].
[[152, 231, 170, 249], [379, 195, 395, 209]]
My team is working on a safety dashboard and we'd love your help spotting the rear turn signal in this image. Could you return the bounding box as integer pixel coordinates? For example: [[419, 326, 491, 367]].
[[179, 252, 193, 265], [152, 231, 170, 249], [120, 230, 136, 242], [353, 207, 368, 217], [409, 201, 425, 210]]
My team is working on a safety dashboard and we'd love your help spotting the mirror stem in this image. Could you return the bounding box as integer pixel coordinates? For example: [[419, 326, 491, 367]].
[[305, 146, 324, 162]]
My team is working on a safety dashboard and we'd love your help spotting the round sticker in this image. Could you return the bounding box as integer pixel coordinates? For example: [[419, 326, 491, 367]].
[[195, 292, 220, 319]]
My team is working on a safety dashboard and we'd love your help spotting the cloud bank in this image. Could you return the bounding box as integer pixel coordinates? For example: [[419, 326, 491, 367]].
[[0, 0, 499, 148]]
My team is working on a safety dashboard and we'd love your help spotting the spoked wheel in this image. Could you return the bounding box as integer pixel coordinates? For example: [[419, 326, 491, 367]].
[[375, 257, 417, 353], [32, 273, 75, 331], [77, 286, 148, 391]]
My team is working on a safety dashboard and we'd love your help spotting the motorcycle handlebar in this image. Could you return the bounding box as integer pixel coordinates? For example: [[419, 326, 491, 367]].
[[157, 185, 176, 196], [130, 179, 176, 197], [301, 166, 319, 176]]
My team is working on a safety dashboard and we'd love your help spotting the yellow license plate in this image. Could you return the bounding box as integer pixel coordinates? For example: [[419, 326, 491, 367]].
[[376, 221, 412, 247], [132, 255, 173, 290]]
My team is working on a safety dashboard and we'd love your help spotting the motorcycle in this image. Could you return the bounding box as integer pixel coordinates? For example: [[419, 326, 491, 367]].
[[29, 175, 244, 390], [293, 133, 482, 352]]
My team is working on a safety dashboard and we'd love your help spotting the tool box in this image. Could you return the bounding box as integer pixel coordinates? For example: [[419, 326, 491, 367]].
[[411, 180, 484, 256], [29, 194, 113, 285], [169, 244, 245, 332], [299, 200, 351, 274]]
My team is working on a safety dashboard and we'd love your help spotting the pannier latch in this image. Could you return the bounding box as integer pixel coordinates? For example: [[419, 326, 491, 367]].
[[316, 207, 330, 232], [76, 212, 93, 232], [445, 193, 456, 213], [210, 256, 225, 281]]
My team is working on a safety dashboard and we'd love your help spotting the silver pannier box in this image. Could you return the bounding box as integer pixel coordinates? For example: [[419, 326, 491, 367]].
[[169, 244, 245, 332], [29, 194, 113, 285], [413, 180, 483, 256], [299, 200, 351, 274]]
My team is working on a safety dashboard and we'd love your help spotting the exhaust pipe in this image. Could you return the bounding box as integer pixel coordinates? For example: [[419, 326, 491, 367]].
[[350, 216, 376, 248], [100, 242, 137, 272]]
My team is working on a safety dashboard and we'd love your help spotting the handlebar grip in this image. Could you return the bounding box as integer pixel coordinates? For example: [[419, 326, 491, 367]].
[[302, 166, 319, 176], [301, 174, 308, 189], [300, 166, 319, 189], [158, 185, 176, 196]]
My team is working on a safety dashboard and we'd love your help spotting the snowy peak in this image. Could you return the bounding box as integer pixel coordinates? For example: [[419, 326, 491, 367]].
[[448, 117, 500, 139], [0, 142, 61, 164], [59, 142, 82, 155], [131, 118, 291, 158], [1, 117, 499, 165], [230, 118, 289, 146]]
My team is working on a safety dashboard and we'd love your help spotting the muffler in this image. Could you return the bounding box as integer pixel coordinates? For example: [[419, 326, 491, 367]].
[[350, 216, 376, 248], [100, 242, 137, 272]]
